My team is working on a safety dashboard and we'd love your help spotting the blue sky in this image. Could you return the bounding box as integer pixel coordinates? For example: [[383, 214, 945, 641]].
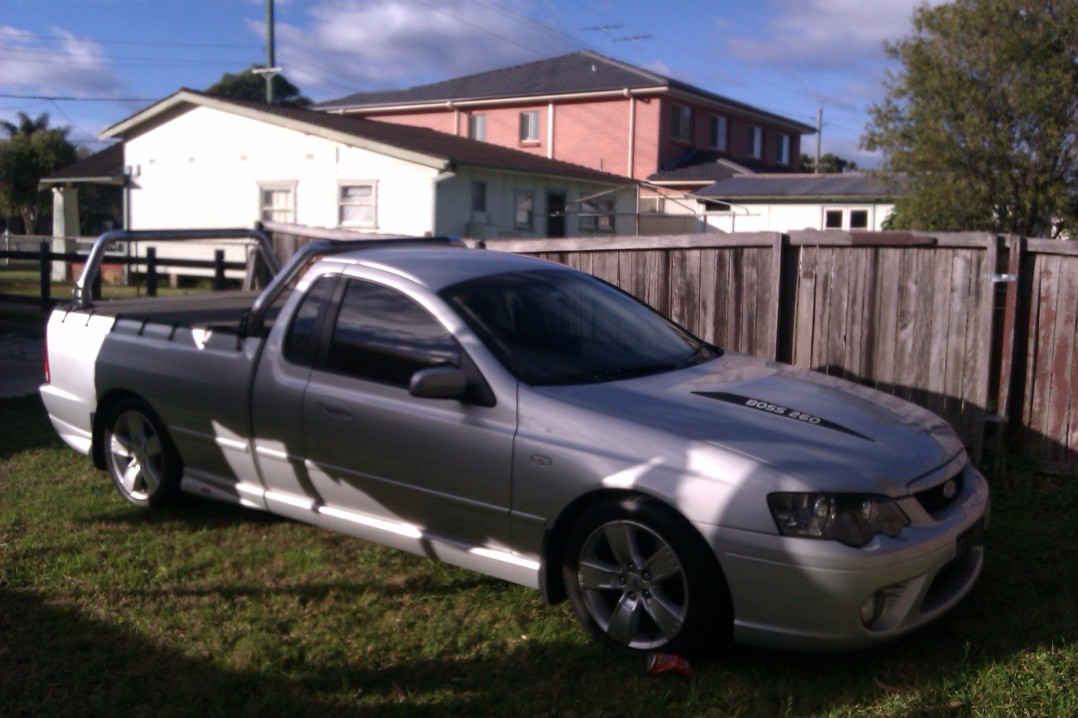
[[1, 0, 939, 167]]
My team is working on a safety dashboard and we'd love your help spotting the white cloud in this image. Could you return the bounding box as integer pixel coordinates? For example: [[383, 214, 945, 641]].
[[725, 0, 943, 71], [0, 26, 128, 97], [264, 0, 579, 100]]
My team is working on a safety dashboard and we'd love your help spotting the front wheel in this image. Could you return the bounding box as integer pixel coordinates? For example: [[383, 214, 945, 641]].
[[103, 399, 182, 508], [562, 496, 729, 656]]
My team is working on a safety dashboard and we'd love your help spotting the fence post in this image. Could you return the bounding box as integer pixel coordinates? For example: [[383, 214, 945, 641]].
[[146, 247, 158, 297], [213, 250, 225, 291], [39, 241, 51, 310]]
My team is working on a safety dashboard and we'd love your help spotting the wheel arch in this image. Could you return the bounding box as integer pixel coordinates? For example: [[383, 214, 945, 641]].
[[540, 487, 732, 614], [91, 389, 168, 469]]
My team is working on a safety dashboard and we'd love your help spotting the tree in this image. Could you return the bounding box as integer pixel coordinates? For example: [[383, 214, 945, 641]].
[[799, 153, 860, 174], [862, 0, 1078, 238], [0, 113, 78, 234], [205, 66, 312, 108]]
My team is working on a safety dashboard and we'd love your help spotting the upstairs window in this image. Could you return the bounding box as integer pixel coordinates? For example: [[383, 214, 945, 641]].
[[468, 114, 487, 142], [778, 133, 791, 165], [709, 115, 728, 151], [519, 111, 540, 142], [748, 126, 763, 158], [338, 182, 376, 226], [671, 104, 693, 143]]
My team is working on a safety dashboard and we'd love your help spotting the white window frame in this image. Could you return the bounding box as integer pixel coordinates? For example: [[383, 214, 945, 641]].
[[671, 103, 693, 143], [748, 126, 763, 159], [469, 113, 487, 142], [822, 206, 873, 230], [259, 181, 297, 223], [338, 181, 377, 227], [709, 114, 728, 151], [579, 197, 615, 232], [514, 190, 534, 229], [519, 111, 540, 142]]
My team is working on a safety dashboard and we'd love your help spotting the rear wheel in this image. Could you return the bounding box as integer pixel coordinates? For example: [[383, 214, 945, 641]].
[[563, 496, 729, 656], [103, 399, 181, 508]]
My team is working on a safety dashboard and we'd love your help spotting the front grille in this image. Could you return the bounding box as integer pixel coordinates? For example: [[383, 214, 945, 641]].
[[914, 470, 965, 516]]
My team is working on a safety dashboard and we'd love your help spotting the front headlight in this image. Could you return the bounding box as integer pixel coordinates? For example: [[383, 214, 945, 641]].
[[767, 493, 910, 548]]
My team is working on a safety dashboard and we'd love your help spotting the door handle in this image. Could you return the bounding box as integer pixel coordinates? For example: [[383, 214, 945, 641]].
[[318, 398, 354, 421]]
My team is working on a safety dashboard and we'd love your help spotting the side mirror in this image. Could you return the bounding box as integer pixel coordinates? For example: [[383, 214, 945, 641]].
[[409, 367, 468, 400]]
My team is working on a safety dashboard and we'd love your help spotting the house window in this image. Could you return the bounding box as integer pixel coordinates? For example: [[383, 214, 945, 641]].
[[579, 197, 615, 232], [748, 126, 763, 158], [514, 190, 534, 229], [259, 182, 296, 223], [823, 208, 871, 229], [639, 196, 666, 214], [468, 114, 487, 142], [824, 209, 843, 228], [519, 111, 540, 142], [671, 104, 693, 143], [339, 182, 376, 226], [778, 133, 791, 165], [850, 210, 869, 229], [471, 181, 487, 213], [709, 115, 728, 151]]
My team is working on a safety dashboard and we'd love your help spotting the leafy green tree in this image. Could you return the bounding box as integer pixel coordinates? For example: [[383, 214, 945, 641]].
[[799, 153, 860, 174], [206, 66, 312, 108], [863, 0, 1078, 238], [0, 113, 78, 234]]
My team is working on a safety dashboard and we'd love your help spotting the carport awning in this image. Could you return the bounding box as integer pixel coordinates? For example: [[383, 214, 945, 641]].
[[40, 143, 126, 188]]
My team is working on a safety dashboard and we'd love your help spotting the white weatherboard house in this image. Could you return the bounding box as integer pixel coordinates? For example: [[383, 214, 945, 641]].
[[97, 90, 636, 241], [694, 173, 898, 233]]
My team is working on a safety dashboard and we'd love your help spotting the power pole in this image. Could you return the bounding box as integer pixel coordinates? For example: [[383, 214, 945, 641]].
[[815, 107, 823, 174], [266, 0, 276, 103]]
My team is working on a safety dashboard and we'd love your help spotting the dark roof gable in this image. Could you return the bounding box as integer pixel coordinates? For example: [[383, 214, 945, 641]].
[[317, 51, 814, 134]]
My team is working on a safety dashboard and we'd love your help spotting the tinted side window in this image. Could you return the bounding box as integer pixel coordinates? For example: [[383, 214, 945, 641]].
[[283, 275, 338, 366], [328, 280, 459, 387]]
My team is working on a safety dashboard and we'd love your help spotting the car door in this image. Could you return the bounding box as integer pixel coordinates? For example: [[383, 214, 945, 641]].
[[301, 276, 517, 550]]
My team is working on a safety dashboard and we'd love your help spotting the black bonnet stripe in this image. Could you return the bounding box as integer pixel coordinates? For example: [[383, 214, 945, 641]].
[[692, 391, 875, 442]]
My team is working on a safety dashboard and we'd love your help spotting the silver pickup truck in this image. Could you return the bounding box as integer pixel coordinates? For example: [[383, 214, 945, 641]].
[[40, 228, 989, 656]]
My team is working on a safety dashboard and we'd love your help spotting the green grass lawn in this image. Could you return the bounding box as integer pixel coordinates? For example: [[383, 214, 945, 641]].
[[1, 394, 1075, 718]]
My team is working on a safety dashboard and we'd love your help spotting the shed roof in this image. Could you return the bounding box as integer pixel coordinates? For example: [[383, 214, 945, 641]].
[[40, 143, 126, 186], [695, 173, 898, 200]]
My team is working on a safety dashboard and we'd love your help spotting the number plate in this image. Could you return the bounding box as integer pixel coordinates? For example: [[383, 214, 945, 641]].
[[956, 517, 985, 557]]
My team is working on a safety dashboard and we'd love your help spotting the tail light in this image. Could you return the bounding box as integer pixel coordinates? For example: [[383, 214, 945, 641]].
[[43, 331, 50, 384]]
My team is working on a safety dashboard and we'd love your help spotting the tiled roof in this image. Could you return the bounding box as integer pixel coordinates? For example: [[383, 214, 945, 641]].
[[41, 143, 125, 184], [103, 90, 632, 186], [317, 51, 815, 134], [695, 173, 898, 199]]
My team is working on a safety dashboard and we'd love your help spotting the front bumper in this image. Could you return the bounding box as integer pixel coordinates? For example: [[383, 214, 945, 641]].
[[702, 462, 990, 652]]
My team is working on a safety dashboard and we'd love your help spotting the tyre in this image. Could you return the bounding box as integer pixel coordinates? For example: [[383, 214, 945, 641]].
[[103, 399, 182, 508], [562, 496, 729, 656]]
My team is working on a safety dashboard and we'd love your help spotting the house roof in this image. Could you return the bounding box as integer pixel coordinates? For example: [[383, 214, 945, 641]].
[[99, 90, 632, 186], [647, 153, 781, 185], [695, 173, 898, 201], [317, 51, 815, 135], [40, 142, 126, 186]]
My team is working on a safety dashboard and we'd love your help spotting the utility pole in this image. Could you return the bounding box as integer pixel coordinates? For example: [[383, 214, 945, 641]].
[[266, 0, 276, 103], [815, 107, 823, 174], [252, 0, 281, 103]]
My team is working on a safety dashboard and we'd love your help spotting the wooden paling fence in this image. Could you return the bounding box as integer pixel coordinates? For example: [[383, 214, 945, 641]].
[[490, 231, 1078, 475]]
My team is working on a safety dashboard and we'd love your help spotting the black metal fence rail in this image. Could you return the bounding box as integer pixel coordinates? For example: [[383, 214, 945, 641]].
[[0, 241, 246, 309]]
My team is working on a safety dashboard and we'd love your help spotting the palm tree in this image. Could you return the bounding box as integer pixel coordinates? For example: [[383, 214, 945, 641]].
[[1, 112, 58, 138]]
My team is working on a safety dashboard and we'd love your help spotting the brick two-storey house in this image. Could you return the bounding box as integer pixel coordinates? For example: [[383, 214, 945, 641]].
[[317, 51, 816, 193]]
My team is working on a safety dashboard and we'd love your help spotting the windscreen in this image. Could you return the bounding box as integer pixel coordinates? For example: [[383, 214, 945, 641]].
[[441, 269, 719, 385]]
